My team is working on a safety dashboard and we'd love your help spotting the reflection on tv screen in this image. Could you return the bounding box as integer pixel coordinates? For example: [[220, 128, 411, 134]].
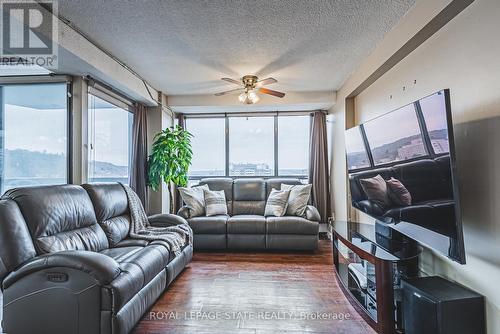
[[345, 90, 466, 263]]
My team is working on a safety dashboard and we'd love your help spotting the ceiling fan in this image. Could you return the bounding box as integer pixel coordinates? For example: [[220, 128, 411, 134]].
[[214, 75, 285, 104]]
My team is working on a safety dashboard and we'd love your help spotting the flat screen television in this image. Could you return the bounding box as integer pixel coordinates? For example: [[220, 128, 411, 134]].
[[345, 89, 466, 263]]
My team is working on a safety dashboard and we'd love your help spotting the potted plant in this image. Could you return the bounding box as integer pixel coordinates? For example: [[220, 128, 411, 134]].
[[147, 125, 193, 213]]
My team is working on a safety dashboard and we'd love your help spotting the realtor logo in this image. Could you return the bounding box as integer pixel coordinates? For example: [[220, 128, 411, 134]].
[[0, 0, 58, 68]]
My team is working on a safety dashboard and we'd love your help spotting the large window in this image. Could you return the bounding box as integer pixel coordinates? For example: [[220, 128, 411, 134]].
[[419, 92, 450, 155], [186, 118, 226, 177], [88, 94, 133, 184], [229, 117, 274, 176], [0, 83, 69, 193], [345, 127, 370, 170], [364, 104, 427, 165], [186, 114, 311, 179], [278, 116, 309, 176]]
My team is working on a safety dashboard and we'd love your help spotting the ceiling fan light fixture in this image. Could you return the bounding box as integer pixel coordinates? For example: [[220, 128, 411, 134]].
[[238, 92, 247, 103]]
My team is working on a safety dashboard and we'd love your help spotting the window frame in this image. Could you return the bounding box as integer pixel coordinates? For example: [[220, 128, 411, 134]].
[[185, 112, 313, 180], [0, 77, 73, 192], [347, 90, 451, 172]]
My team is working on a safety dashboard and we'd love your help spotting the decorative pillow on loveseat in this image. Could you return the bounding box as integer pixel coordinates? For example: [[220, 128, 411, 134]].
[[264, 188, 291, 217], [178, 184, 209, 217], [359, 174, 392, 208], [281, 184, 312, 217], [386, 177, 412, 206], [203, 189, 228, 216]]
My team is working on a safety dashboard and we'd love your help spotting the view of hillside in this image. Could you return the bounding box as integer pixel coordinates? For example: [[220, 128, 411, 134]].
[[347, 128, 448, 169], [2, 149, 128, 189]]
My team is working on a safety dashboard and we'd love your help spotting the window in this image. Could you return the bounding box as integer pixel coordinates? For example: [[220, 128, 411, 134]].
[[0, 83, 68, 192], [364, 104, 427, 165], [185, 114, 312, 179], [88, 94, 133, 184], [186, 118, 225, 177], [229, 117, 274, 176], [345, 127, 370, 170], [278, 116, 309, 176], [419, 92, 450, 154]]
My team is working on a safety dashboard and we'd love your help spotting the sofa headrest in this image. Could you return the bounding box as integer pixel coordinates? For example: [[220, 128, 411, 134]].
[[82, 183, 129, 221], [199, 178, 233, 201], [233, 178, 266, 201], [3, 185, 108, 254], [266, 178, 302, 198]]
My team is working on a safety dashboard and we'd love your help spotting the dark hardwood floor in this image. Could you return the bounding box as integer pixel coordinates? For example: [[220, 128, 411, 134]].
[[132, 240, 375, 334]]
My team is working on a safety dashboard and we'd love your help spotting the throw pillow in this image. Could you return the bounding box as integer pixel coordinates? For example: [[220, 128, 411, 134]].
[[281, 184, 312, 217], [203, 189, 228, 216], [264, 188, 291, 217], [386, 177, 412, 206], [359, 174, 392, 208], [178, 184, 209, 217]]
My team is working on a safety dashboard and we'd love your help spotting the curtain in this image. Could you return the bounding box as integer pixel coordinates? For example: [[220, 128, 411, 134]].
[[174, 113, 186, 213], [130, 104, 149, 209], [309, 111, 331, 222]]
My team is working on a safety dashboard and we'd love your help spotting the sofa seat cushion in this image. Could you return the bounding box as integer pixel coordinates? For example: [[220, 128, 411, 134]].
[[100, 245, 169, 311], [227, 215, 266, 234], [266, 216, 319, 235], [188, 215, 228, 234]]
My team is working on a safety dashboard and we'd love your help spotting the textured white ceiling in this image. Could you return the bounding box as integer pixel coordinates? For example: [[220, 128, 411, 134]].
[[57, 0, 415, 96]]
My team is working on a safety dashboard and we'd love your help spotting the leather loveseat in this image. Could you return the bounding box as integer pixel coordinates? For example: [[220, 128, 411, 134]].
[[0, 183, 192, 334], [178, 178, 321, 251], [349, 156, 456, 236]]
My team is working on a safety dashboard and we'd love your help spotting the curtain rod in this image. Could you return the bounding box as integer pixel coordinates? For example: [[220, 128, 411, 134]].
[[183, 110, 327, 118]]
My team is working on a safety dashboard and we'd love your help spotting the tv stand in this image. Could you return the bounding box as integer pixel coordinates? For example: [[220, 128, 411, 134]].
[[331, 221, 420, 334]]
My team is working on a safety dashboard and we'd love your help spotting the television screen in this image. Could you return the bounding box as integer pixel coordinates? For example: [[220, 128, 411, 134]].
[[346, 89, 466, 263]]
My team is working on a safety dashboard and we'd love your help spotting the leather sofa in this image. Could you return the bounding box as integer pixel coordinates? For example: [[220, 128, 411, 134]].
[[178, 178, 321, 251], [0, 183, 192, 334], [349, 156, 456, 236]]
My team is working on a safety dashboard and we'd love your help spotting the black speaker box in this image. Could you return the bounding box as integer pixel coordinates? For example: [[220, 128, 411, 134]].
[[402, 276, 485, 334]]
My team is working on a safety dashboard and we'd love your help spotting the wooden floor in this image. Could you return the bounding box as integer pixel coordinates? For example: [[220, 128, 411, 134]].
[[132, 240, 375, 334]]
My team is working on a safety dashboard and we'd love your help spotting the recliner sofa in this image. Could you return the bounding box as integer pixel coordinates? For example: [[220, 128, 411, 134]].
[[178, 178, 321, 250], [0, 183, 192, 334]]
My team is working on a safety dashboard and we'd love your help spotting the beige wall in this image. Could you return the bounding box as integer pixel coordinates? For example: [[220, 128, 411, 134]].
[[147, 94, 175, 214], [330, 0, 500, 332]]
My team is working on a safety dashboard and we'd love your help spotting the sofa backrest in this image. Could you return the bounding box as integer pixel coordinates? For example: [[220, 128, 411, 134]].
[[82, 183, 131, 247], [265, 178, 303, 198], [2, 185, 109, 255], [232, 178, 266, 215], [196, 177, 305, 216], [349, 156, 453, 205], [199, 178, 233, 215], [0, 199, 37, 282]]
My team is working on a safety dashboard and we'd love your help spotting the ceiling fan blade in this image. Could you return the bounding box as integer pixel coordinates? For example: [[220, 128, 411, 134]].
[[259, 87, 285, 98], [214, 87, 245, 96], [255, 77, 277, 88], [221, 77, 243, 86]]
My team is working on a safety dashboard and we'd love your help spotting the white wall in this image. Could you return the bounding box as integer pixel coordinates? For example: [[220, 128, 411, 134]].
[[331, 0, 500, 332]]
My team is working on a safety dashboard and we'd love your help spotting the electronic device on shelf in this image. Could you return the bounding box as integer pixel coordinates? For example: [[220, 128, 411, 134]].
[[345, 89, 466, 264]]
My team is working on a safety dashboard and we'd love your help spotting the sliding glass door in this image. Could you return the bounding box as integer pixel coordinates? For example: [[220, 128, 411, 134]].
[[0, 83, 69, 193]]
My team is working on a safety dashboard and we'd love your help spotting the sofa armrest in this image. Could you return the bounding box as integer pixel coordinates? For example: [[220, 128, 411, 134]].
[[3, 250, 120, 289], [305, 205, 321, 222], [177, 206, 190, 219], [148, 213, 189, 227], [354, 200, 385, 217]]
